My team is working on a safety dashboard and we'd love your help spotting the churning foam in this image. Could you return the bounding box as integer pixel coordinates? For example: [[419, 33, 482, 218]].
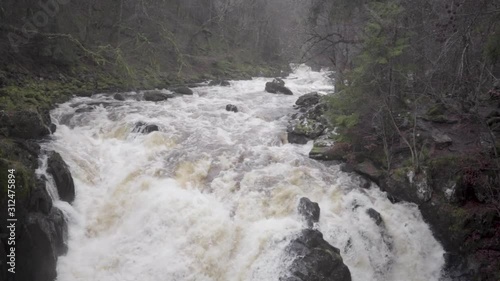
[[43, 65, 446, 281]]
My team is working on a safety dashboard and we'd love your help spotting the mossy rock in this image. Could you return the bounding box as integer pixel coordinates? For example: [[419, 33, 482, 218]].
[[0, 158, 35, 204]]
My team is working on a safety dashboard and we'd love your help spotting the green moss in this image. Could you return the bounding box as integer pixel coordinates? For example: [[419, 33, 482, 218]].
[[393, 166, 412, 181], [426, 103, 447, 116], [449, 206, 468, 233], [0, 158, 35, 203]]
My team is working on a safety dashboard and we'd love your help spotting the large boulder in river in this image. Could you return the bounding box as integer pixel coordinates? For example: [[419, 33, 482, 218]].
[[296, 92, 321, 108], [284, 229, 352, 281], [171, 86, 194, 95], [265, 78, 293, 95], [143, 90, 175, 102], [226, 104, 238, 113], [283, 198, 352, 281], [287, 99, 329, 144], [47, 152, 75, 204], [113, 93, 126, 101]]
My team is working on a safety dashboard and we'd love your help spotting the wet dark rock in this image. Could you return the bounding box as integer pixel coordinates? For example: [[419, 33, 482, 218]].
[[366, 208, 383, 226], [114, 93, 126, 101], [353, 160, 383, 184], [209, 80, 231, 86], [143, 90, 174, 102], [265, 79, 293, 95], [29, 177, 53, 215], [298, 197, 320, 228], [226, 104, 238, 113], [284, 229, 352, 281], [16, 208, 68, 281], [133, 122, 159, 134], [283, 199, 351, 281], [287, 119, 325, 140], [288, 132, 309, 144], [49, 123, 57, 134], [171, 86, 193, 95], [287, 101, 329, 145], [0, 110, 51, 139], [310, 142, 350, 161], [47, 152, 75, 204], [296, 92, 321, 108], [75, 107, 94, 114]]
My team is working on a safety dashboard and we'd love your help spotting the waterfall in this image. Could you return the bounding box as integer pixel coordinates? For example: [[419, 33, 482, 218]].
[[44, 65, 446, 281]]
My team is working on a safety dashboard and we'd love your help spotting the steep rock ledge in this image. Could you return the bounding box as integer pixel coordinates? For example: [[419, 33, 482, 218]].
[[0, 110, 72, 281]]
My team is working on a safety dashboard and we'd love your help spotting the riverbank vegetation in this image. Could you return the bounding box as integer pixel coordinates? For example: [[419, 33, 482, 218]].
[[304, 0, 500, 278]]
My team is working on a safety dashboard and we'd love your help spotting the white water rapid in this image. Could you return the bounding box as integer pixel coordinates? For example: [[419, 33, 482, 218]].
[[42, 65, 446, 281]]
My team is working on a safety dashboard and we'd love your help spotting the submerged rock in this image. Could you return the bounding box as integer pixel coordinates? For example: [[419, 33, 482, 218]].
[[366, 208, 383, 226], [133, 122, 159, 134], [226, 104, 238, 113], [47, 152, 75, 204]]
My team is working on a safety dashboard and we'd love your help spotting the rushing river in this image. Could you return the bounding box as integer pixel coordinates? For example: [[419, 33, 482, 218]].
[[41, 65, 446, 281]]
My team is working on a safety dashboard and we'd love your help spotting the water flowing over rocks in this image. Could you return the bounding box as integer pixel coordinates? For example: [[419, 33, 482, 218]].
[[133, 122, 160, 134], [42, 65, 447, 281], [292, 82, 500, 279], [0, 136, 70, 281]]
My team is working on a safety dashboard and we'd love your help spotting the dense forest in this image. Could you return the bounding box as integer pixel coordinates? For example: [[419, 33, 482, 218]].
[[1, 0, 500, 280], [0, 0, 314, 109]]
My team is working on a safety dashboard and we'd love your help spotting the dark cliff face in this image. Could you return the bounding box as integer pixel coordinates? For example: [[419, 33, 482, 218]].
[[0, 110, 70, 281]]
